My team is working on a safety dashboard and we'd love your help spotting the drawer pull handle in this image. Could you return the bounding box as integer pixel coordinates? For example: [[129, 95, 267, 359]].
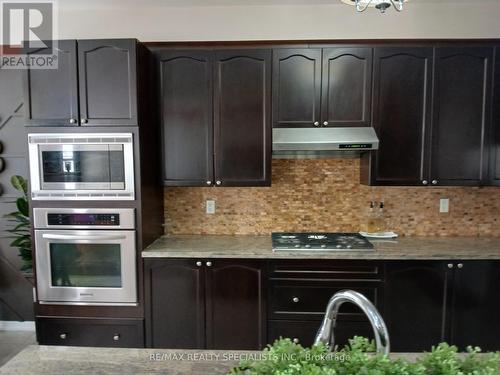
[[292, 297, 299, 303], [59, 333, 67, 340], [293, 338, 300, 344], [447, 263, 454, 269], [113, 334, 120, 341], [196, 261, 202, 267], [206, 261, 212, 267], [457, 263, 463, 269]]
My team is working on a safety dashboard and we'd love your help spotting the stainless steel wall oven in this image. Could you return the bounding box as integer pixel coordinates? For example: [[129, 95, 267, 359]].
[[34, 208, 137, 306]]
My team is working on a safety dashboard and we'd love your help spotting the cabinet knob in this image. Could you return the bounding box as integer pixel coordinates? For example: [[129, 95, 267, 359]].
[[81, 118, 88, 124], [422, 180, 429, 185], [206, 181, 212, 186], [196, 261, 202, 267], [113, 334, 120, 341], [447, 263, 454, 269], [313, 121, 320, 126], [323, 121, 329, 126], [59, 333, 67, 340], [206, 261, 212, 267], [292, 297, 300, 303], [292, 338, 300, 344], [431, 180, 438, 185], [457, 263, 463, 269], [69, 118, 77, 124], [215, 181, 221, 186]]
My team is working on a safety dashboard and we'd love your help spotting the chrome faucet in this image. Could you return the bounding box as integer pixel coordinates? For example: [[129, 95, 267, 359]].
[[314, 290, 390, 355]]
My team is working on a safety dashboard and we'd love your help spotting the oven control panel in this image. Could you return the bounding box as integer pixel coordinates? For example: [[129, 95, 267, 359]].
[[47, 213, 120, 226], [33, 208, 135, 230]]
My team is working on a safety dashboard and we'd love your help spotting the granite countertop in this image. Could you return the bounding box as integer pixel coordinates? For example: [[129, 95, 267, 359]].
[[0, 345, 437, 375], [142, 234, 500, 260]]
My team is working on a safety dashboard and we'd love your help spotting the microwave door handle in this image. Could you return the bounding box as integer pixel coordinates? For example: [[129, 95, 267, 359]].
[[41, 234, 127, 241]]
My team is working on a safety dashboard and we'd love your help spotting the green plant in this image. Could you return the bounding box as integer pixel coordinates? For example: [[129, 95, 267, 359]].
[[4, 175, 32, 271], [229, 336, 500, 375]]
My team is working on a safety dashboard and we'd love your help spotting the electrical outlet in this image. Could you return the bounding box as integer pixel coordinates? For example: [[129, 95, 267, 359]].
[[206, 200, 216, 214], [439, 198, 449, 213]]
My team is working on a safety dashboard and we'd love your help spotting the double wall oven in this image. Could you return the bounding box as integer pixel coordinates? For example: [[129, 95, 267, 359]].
[[29, 132, 139, 306]]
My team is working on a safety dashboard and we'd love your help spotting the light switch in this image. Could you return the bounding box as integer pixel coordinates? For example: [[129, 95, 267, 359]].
[[439, 198, 449, 213], [206, 200, 216, 214]]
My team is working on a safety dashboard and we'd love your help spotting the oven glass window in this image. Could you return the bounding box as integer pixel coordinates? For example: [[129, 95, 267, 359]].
[[40, 147, 125, 187], [50, 244, 122, 288]]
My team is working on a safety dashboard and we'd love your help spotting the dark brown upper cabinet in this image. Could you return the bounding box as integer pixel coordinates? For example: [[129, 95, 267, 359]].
[[361, 47, 433, 186], [273, 47, 372, 128], [429, 47, 493, 186], [158, 50, 214, 186], [24, 40, 79, 126], [362, 46, 494, 187], [158, 49, 271, 187], [273, 49, 321, 128], [489, 46, 500, 185], [25, 39, 139, 126], [321, 48, 372, 127], [214, 50, 271, 187]]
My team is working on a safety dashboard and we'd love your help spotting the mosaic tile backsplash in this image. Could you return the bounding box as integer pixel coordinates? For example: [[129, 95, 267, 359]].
[[164, 159, 500, 237]]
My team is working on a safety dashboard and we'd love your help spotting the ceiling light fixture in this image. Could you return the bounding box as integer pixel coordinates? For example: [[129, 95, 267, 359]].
[[341, 0, 409, 13]]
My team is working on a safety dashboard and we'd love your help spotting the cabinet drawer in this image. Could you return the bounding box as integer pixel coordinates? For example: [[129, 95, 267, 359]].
[[269, 281, 381, 321], [36, 317, 144, 348], [268, 320, 373, 349], [269, 260, 382, 281]]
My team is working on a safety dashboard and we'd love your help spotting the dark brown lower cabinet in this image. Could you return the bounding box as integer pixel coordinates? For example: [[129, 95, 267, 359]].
[[266, 260, 383, 348], [36, 317, 144, 347], [144, 258, 266, 350], [384, 261, 449, 352], [385, 260, 500, 352]]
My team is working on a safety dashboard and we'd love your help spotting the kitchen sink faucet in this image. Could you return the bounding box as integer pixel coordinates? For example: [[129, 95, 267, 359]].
[[314, 290, 390, 355]]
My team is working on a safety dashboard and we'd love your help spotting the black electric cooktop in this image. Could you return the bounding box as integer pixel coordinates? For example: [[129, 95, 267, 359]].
[[272, 232, 374, 251]]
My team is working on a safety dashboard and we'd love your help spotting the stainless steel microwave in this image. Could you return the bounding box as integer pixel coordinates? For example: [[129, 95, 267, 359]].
[[28, 133, 135, 200]]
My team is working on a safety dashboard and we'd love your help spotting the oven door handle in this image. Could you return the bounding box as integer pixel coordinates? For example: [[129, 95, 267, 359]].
[[41, 234, 127, 241]]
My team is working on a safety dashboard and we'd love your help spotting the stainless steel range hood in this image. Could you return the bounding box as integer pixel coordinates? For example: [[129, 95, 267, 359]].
[[272, 127, 379, 158]]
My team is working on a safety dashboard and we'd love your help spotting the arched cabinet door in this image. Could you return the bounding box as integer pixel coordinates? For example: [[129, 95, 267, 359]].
[[24, 40, 79, 126], [214, 50, 271, 186], [158, 50, 214, 186], [429, 47, 493, 186], [272, 49, 322, 128], [78, 39, 138, 126], [321, 47, 372, 127], [144, 259, 205, 349], [205, 260, 265, 350]]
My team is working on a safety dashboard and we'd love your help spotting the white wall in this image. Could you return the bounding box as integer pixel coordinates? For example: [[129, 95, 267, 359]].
[[56, 0, 500, 41]]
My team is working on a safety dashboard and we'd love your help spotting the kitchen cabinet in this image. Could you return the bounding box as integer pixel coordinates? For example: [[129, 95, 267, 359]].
[[158, 49, 271, 187], [489, 46, 500, 185], [36, 317, 144, 347], [24, 40, 79, 126], [384, 260, 500, 352], [214, 50, 271, 186], [273, 47, 372, 128], [25, 39, 139, 126], [267, 260, 382, 348], [361, 47, 433, 186], [448, 261, 500, 351], [362, 46, 493, 187], [384, 261, 449, 352], [144, 258, 266, 350], [430, 47, 493, 186], [158, 50, 214, 186]]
